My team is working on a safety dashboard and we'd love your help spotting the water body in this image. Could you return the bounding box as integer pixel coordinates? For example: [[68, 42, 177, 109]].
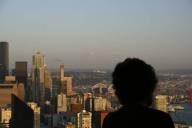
[[170, 104, 192, 125]]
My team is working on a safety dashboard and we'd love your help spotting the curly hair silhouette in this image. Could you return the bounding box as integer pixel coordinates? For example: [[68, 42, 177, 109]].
[[112, 58, 157, 106], [103, 58, 175, 128]]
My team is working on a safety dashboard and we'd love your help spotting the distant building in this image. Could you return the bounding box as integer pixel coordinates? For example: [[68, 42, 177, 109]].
[[44, 66, 52, 101], [83, 93, 92, 103], [60, 64, 64, 80], [32, 52, 52, 105], [107, 85, 115, 97], [77, 110, 92, 128], [32, 52, 46, 104], [5, 76, 16, 83], [0, 82, 25, 106], [15, 61, 28, 100], [63, 77, 73, 96], [17, 83, 25, 101], [57, 93, 67, 113], [174, 121, 189, 128], [85, 98, 93, 112], [92, 83, 108, 97], [0, 42, 9, 82], [92, 111, 109, 128], [66, 122, 76, 128], [27, 102, 41, 128], [71, 103, 82, 113], [0, 106, 11, 128], [155, 95, 169, 113], [94, 97, 107, 111], [188, 89, 192, 104], [59, 64, 73, 96]]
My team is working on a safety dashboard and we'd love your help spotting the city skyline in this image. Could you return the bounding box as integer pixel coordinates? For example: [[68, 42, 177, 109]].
[[1, 0, 192, 70]]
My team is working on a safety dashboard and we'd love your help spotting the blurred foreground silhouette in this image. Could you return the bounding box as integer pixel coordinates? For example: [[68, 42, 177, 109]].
[[102, 58, 175, 128]]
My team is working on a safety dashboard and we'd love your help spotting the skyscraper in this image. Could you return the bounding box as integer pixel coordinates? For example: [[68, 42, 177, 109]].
[[0, 82, 25, 106], [44, 66, 52, 101], [57, 93, 67, 113], [0, 42, 9, 82], [77, 109, 92, 128], [92, 111, 109, 128], [15, 61, 28, 100], [60, 64, 64, 80], [27, 102, 41, 128], [59, 64, 73, 96], [0, 106, 11, 128], [155, 95, 169, 113], [32, 52, 45, 104]]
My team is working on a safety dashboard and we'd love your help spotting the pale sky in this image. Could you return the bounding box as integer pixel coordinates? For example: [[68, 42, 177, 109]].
[[0, 0, 192, 70]]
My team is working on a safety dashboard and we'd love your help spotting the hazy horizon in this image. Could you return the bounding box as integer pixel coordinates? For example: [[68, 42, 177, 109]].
[[1, 0, 192, 70]]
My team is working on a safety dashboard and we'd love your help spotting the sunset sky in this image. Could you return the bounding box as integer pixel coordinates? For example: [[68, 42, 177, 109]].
[[1, 0, 192, 70]]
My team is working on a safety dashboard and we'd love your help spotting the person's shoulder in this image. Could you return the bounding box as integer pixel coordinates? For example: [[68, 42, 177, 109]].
[[102, 111, 120, 128], [103, 109, 123, 122], [104, 111, 118, 119], [147, 107, 170, 117], [147, 108, 174, 122]]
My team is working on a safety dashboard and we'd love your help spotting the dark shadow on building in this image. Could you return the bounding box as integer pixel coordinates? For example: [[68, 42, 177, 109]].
[[11, 94, 34, 128]]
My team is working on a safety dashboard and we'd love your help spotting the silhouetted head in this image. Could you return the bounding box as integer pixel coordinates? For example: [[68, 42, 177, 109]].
[[112, 58, 158, 106]]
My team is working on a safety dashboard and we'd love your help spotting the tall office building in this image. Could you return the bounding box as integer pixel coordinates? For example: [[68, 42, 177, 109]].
[[77, 109, 92, 128], [0, 106, 11, 128], [15, 62, 27, 84], [32, 52, 46, 104], [0, 42, 9, 82], [71, 103, 83, 113], [15, 61, 28, 100], [155, 95, 169, 113], [92, 111, 109, 128], [59, 64, 73, 96], [63, 77, 73, 96], [44, 66, 52, 101], [57, 93, 67, 113], [27, 102, 41, 128], [66, 122, 76, 128], [60, 64, 64, 80], [94, 97, 107, 111], [0, 80, 25, 106]]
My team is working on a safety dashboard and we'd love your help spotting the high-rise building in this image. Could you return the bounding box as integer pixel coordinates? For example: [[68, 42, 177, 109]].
[[155, 95, 169, 113], [92, 111, 109, 128], [0, 81, 25, 106], [0, 106, 11, 128], [59, 64, 73, 96], [27, 102, 41, 128], [77, 110, 92, 128], [66, 122, 76, 128], [63, 77, 73, 96], [94, 97, 107, 111], [71, 103, 82, 113], [85, 97, 93, 112], [92, 83, 108, 96], [57, 93, 67, 113], [44, 66, 52, 101], [32, 52, 46, 104], [15, 61, 28, 100], [0, 42, 9, 82], [60, 64, 64, 80]]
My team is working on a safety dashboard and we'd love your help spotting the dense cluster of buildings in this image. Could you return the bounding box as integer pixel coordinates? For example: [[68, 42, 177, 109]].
[[0, 42, 113, 128], [0, 41, 192, 128]]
